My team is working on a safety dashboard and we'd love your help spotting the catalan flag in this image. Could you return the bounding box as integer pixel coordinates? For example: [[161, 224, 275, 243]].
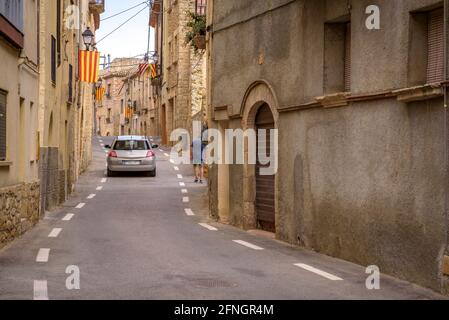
[[79, 50, 100, 83], [95, 86, 105, 102], [150, 64, 157, 79]]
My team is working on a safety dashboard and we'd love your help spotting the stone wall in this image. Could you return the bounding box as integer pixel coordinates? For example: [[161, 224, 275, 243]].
[[39, 147, 60, 212], [0, 182, 40, 248]]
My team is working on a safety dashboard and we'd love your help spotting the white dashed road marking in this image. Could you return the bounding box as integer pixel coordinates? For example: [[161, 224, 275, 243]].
[[170, 159, 175, 164], [179, 182, 186, 187], [181, 189, 188, 194], [159, 149, 164, 152], [48, 228, 62, 238], [75, 203, 86, 209], [96, 186, 103, 191], [233, 240, 264, 251], [174, 166, 179, 171], [199, 223, 218, 231], [164, 153, 169, 157], [177, 174, 183, 179], [101, 178, 107, 183], [36, 248, 50, 262], [294, 263, 343, 281], [87, 194, 96, 199], [33, 280, 49, 300], [183, 197, 190, 203], [62, 213, 74, 221], [185, 209, 195, 216]]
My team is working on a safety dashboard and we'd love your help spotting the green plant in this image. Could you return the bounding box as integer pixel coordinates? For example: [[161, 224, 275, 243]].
[[185, 11, 206, 52]]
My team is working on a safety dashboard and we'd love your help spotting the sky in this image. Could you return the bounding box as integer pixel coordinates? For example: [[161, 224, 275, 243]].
[[96, 0, 155, 64]]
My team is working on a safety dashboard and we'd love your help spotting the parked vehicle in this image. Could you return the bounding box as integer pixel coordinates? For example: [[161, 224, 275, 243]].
[[105, 136, 158, 177]]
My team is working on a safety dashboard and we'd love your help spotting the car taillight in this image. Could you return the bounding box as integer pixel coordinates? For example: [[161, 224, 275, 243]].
[[146, 151, 155, 158], [109, 151, 118, 158]]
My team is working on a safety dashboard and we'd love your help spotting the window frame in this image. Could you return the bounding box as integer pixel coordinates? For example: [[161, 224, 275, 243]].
[[195, 0, 207, 15], [0, 90, 7, 161]]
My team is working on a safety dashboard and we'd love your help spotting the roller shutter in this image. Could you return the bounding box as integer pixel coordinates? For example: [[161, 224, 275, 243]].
[[427, 8, 444, 83], [255, 104, 275, 232]]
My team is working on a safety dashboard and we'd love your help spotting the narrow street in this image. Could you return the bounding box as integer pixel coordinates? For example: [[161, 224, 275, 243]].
[[0, 136, 444, 300]]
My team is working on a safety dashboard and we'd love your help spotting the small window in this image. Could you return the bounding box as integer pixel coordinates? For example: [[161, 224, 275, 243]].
[[0, 90, 7, 161], [57, 0, 61, 66], [68, 64, 73, 102], [51, 35, 56, 83], [408, 7, 444, 86], [427, 8, 444, 83], [323, 20, 351, 94], [195, 0, 207, 15]]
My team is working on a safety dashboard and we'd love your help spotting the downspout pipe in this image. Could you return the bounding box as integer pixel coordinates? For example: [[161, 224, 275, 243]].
[[444, 0, 449, 267]]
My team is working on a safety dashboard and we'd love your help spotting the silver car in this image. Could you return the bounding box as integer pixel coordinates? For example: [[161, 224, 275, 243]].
[[106, 136, 158, 177]]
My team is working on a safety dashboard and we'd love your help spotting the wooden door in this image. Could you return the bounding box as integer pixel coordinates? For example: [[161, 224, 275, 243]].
[[255, 104, 275, 232]]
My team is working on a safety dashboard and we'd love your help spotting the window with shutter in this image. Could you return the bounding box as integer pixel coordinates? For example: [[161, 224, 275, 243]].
[[344, 22, 351, 92], [0, 90, 7, 161], [51, 36, 56, 84], [68, 64, 73, 102], [427, 8, 444, 83]]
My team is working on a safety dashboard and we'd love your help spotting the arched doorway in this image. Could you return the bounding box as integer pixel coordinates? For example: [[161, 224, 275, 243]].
[[255, 104, 275, 232], [240, 81, 279, 234]]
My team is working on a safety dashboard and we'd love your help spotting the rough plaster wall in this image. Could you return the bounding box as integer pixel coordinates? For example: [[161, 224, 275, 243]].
[[278, 98, 446, 291], [211, 0, 448, 293]]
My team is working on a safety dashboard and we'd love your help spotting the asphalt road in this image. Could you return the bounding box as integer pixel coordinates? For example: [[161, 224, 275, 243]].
[[0, 136, 445, 300]]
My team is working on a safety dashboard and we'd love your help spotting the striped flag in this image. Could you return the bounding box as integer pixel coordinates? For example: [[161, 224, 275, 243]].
[[150, 64, 157, 79], [138, 63, 149, 77], [95, 87, 105, 102], [79, 50, 100, 83]]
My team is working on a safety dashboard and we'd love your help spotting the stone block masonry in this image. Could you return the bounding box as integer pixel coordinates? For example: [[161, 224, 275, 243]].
[[0, 182, 40, 249]]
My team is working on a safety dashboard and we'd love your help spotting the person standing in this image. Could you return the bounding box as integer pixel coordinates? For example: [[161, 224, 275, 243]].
[[192, 137, 204, 183]]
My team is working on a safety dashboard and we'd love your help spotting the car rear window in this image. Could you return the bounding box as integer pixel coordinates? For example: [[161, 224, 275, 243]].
[[113, 140, 150, 151]]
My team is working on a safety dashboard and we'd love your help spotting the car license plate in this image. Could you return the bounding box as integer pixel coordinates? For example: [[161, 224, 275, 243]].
[[123, 161, 141, 165]]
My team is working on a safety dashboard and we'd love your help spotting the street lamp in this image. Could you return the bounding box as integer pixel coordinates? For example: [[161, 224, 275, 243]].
[[152, 52, 159, 64], [82, 27, 94, 50]]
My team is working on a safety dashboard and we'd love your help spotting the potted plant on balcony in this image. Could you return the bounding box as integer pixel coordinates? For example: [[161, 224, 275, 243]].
[[185, 11, 206, 52], [151, 76, 161, 87]]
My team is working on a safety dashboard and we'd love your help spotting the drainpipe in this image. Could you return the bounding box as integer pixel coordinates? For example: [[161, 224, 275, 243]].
[[445, 0, 449, 261]]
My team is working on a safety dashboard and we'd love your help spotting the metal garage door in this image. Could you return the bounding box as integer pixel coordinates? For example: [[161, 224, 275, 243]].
[[255, 104, 275, 232]]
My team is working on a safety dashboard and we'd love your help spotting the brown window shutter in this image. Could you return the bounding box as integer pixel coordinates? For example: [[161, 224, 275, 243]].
[[344, 22, 351, 92], [427, 8, 444, 83], [0, 91, 7, 161]]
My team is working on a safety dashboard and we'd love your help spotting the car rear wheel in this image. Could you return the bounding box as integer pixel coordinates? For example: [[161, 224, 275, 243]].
[[147, 169, 156, 177]]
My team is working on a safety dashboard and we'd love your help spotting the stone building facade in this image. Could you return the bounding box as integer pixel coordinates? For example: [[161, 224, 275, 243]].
[[97, 58, 142, 137], [208, 0, 449, 294], [0, 0, 40, 247], [151, 0, 207, 145], [38, 0, 104, 214]]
